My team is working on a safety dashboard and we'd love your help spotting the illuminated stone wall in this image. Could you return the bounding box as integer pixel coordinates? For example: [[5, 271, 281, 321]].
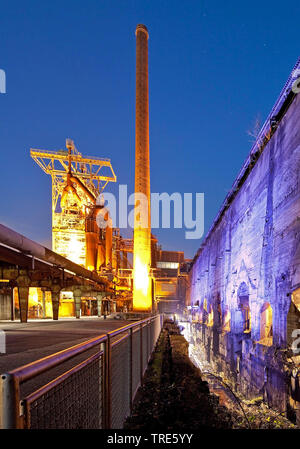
[[188, 91, 300, 423]]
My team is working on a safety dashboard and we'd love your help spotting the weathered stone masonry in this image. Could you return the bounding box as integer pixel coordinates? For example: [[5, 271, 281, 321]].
[[187, 60, 300, 424]]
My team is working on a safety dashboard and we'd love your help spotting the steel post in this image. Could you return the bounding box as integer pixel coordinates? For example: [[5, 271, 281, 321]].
[[129, 328, 133, 412]]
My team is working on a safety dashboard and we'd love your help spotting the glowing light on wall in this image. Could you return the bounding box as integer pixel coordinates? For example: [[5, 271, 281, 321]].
[[44, 292, 53, 318], [29, 287, 39, 305], [207, 308, 214, 327], [292, 288, 300, 312], [28, 288, 53, 319], [260, 303, 273, 346], [59, 291, 75, 318], [223, 310, 231, 332], [68, 233, 85, 265]]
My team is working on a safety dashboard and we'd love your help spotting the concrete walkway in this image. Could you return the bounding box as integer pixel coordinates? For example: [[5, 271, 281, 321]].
[[0, 317, 128, 374]]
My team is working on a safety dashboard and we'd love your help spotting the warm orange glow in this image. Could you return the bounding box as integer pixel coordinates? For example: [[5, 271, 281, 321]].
[[29, 287, 39, 305], [28, 288, 53, 319], [132, 196, 152, 311], [53, 230, 85, 266], [134, 256, 148, 295], [133, 253, 151, 311], [260, 303, 273, 346], [68, 233, 84, 265], [292, 289, 300, 312], [223, 310, 231, 332], [59, 292, 75, 318], [207, 308, 214, 327]]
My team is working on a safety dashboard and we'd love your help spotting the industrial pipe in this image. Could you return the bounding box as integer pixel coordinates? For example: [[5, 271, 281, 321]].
[[85, 206, 113, 271], [69, 175, 96, 203]]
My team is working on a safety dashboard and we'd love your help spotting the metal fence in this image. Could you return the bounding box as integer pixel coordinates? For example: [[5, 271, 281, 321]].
[[0, 314, 163, 429]]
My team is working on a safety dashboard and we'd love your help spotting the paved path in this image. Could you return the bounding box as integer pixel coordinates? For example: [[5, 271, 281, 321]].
[[0, 317, 129, 373]]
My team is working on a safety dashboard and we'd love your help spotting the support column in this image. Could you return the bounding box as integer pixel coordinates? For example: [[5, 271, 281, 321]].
[[50, 285, 61, 321], [16, 271, 31, 323], [12, 287, 17, 321], [10, 287, 14, 321], [18, 286, 29, 323], [96, 292, 105, 317], [73, 288, 82, 319], [41, 288, 46, 319], [51, 292, 60, 320]]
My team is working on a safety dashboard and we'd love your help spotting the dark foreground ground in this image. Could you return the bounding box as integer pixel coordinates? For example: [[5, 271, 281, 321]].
[[125, 320, 296, 430], [125, 320, 233, 429]]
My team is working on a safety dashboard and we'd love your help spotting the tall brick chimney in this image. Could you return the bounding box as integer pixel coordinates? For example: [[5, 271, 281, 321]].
[[133, 24, 152, 311]]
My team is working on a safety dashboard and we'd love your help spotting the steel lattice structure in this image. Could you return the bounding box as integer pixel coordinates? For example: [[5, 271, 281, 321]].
[[31, 139, 116, 266]]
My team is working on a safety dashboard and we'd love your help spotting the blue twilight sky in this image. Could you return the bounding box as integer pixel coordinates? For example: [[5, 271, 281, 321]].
[[0, 0, 299, 259]]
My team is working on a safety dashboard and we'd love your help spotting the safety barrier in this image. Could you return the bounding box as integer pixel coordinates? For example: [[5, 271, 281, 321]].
[[0, 314, 163, 429]]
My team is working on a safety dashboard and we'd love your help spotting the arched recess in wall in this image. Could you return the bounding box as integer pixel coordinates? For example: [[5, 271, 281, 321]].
[[237, 282, 251, 333], [260, 302, 273, 346], [287, 288, 300, 347]]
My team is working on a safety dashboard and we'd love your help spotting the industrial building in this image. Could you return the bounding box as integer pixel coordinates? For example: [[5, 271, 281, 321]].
[[0, 23, 187, 321], [154, 249, 190, 313], [31, 139, 116, 271], [28, 139, 138, 318]]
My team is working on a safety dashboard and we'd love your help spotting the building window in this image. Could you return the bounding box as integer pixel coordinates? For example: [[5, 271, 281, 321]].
[[156, 262, 179, 269], [237, 282, 251, 333], [260, 302, 273, 346]]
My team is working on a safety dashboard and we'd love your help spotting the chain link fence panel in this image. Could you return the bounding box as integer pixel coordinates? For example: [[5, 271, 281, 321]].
[[110, 336, 130, 429], [25, 351, 103, 429]]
